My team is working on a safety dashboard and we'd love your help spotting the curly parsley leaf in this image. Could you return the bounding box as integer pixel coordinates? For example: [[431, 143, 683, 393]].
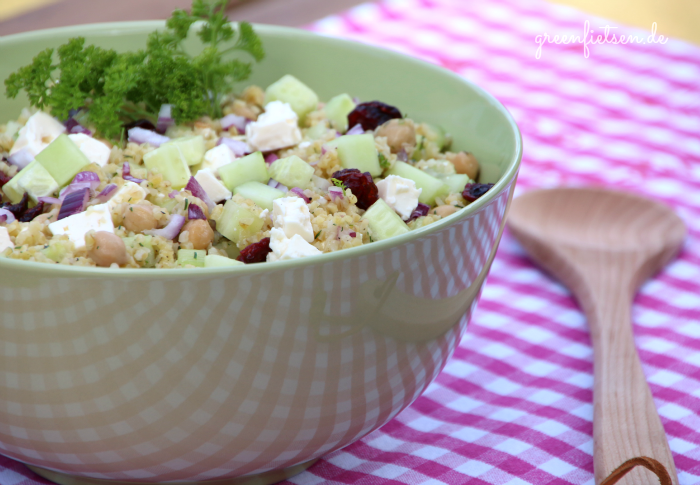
[[4, 0, 264, 139]]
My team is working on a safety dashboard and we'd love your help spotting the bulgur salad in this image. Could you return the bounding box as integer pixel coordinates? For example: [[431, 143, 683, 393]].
[[0, 2, 493, 270]]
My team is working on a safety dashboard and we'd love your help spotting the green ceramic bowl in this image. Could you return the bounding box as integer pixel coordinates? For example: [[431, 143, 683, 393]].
[[0, 22, 521, 485]]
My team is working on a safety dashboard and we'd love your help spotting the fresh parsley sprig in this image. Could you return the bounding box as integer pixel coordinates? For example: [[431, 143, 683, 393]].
[[4, 0, 264, 139]]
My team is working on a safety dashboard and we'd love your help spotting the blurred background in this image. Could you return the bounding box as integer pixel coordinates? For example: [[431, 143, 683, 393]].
[[0, 0, 697, 44]]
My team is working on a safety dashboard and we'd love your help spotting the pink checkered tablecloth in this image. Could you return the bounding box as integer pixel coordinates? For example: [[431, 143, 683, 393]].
[[2, 0, 700, 484]]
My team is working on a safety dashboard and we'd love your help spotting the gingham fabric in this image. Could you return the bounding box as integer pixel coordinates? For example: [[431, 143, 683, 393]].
[[1, 0, 699, 484]]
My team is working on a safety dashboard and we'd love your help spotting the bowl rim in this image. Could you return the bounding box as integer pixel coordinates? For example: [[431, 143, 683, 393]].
[[0, 21, 522, 279]]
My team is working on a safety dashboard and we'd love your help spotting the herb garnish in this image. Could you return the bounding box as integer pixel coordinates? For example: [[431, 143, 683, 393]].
[[4, 0, 264, 139], [378, 153, 390, 169]]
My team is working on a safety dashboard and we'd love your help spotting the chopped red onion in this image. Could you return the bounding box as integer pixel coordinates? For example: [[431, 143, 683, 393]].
[[128, 127, 170, 147], [95, 184, 118, 203], [406, 202, 430, 223], [124, 175, 145, 184], [397, 149, 408, 162], [122, 162, 145, 184], [7, 149, 33, 170], [169, 190, 179, 199], [185, 176, 215, 211], [264, 153, 279, 165], [58, 188, 89, 220], [349, 231, 357, 237], [144, 214, 185, 240], [328, 186, 344, 201], [346, 124, 364, 136], [60, 173, 100, 201], [290, 187, 310, 203], [336, 226, 342, 240], [73, 171, 100, 187], [0, 208, 16, 224], [156, 104, 174, 134], [65, 118, 92, 135], [267, 178, 289, 192], [321, 146, 328, 156], [220, 114, 248, 132], [217, 137, 251, 157], [38, 196, 60, 205], [188, 204, 206, 220]]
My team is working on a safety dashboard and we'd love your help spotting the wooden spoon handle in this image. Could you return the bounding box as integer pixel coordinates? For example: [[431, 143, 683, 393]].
[[586, 278, 678, 485]]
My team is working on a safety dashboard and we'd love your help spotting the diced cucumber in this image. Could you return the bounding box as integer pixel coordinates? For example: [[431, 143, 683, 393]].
[[362, 199, 409, 241], [3, 160, 59, 203], [423, 124, 451, 151], [35, 134, 91, 187], [268, 155, 314, 189], [387, 161, 450, 205], [306, 121, 329, 140], [177, 249, 206, 267], [123, 235, 155, 268], [233, 181, 285, 211], [265, 74, 319, 120], [217, 199, 265, 244], [205, 254, 244, 268], [218, 151, 269, 191], [151, 194, 180, 213], [336, 134, 381, 177], [443, 174, 470, 194], [325, 94, 356, 133], [143, 143, 191, 189], [164, 136, 206, 166], [412, 135, 425, 161], [41, 239, 72, 263]]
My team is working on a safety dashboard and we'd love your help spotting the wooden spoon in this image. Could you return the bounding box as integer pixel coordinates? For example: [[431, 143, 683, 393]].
[[507, 187, 685, 485]]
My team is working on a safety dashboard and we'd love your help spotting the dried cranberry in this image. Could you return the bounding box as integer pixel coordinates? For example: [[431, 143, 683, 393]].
[[1, 192, 29, 218], [347, 101, 402, 131], [19, 201, 45, 222], [406, 202, 430, 223], [462, 183, 494, 202], [0, 170, 11, 189], [332, 168, 379, 210], [237, 237, 271, 264], [123, 119, 157, 132]]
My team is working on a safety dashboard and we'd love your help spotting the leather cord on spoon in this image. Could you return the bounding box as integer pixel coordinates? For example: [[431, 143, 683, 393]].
[[600, 457, 672, 485]]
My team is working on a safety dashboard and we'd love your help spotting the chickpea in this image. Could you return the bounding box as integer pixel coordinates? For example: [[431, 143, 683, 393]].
[[182, 220, 214, 250], [242, 85, 265, 107], [232, 100, 260, 120], [433, 205, 459, 218], [446, 151, 479, 180], [375, 119, 416, 153], [123, 205, 158, 233], [88, 231, 129, 267]]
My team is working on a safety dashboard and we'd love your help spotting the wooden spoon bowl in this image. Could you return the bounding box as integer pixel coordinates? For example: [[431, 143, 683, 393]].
[[508, 187, 685, 485]]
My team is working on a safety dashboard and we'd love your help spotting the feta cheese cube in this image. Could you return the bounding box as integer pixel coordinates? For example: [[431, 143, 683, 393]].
[[194, 168, 232, 203], [267, 227, 321, 262], [202, 145, 236, 175], [376, 175, 422, 220], [107, 181, 147, 211], [0, 227, 13, 254], [272, 196, 314, 242], [245, 101, 302, 152], [48, 203, 114, 249], [10, 111, 66, 157], [68, 134, 111, 167]]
